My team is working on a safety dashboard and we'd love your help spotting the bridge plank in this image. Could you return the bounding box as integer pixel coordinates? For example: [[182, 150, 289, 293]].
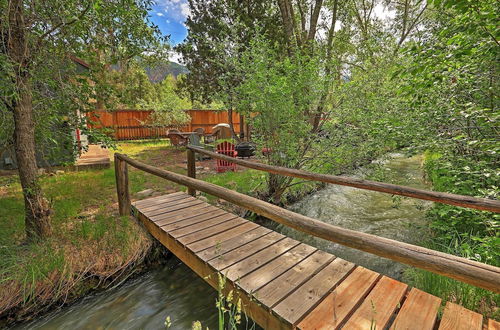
[[254, 250, 335, 308], [178, 217, 247, 245], [223, 237, 301, 282], [342, 276, 407, 329], [161, 209, 228, 231], [273, 258, 355, 325], [209, 232, 285, 270], [169, 213, 238, 238], [137, 195, 195, 212], [390, 288, 441, 330], [237, 243, 317, 294], [489, 319, 500, 330], [438, 302, 483, 330], [296, 266, 379, 329], [152, 205, 217, 225], [144, 199, 204, 217], [198, 226, 273, 262], [132, 191, 186, 207], [187, 221, 259, 253]]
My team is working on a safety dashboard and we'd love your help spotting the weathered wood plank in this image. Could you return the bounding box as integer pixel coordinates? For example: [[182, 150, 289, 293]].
[[390, 288, 441, 330], [161, 209, 228, 232], [438, 302, 483, 330], [223, 238, 300, 282], [237, 243, 316, 293], [143, 199, 204, 217], [209, 232, 286, 270], [152, 205, 216, 225], [198, 226, 273, 262], [254, 250, 335, 308], [273, 258, 355, 325], [342, 276, 407, 329], [488, 319, 500, 330], [177, 217, 247, 245], [138, 196, 196, 212], [187, 221, 260, 253], [132, 192, 190, 208], [297, 266, 379, 329]]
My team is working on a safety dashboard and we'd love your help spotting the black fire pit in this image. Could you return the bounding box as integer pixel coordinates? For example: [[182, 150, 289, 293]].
[[235, 142, 256, 158]]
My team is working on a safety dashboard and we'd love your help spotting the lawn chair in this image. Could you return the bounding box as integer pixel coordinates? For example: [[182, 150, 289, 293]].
[[167, 131, 188, 147], [215, 141, 237, 173]]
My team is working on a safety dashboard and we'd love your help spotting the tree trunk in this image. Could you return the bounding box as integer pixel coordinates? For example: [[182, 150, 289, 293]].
[[9, 0, 52, 241], [227, 108, 241, 143]]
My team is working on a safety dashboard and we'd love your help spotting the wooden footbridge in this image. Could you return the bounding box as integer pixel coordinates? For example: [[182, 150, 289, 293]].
[[114, 147, 500, 329]]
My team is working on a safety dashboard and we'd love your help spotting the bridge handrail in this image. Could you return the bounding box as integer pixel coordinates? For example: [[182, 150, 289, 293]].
[[114, 153, 500, 294], [187, 146, 500, 213]]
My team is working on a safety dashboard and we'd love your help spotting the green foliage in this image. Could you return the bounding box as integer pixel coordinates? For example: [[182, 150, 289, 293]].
[[138, 74, 190, 126], [396, 0, 499, 315]]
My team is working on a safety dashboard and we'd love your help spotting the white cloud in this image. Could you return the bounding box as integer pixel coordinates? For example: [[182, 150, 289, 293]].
[[180, 3, 190, 18], [156, 0, 191, 24], [156, 12, 164, 17]]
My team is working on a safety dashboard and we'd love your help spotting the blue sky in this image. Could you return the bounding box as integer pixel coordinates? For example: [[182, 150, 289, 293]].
[[149, 0, 189, 62]]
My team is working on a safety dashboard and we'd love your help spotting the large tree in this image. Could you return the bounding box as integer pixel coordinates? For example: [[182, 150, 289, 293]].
[[0, 0, 165, 241]]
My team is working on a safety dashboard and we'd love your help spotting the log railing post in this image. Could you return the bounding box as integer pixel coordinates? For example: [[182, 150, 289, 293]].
[[114, 154, 131, 216], [187, 148, 196, 196]]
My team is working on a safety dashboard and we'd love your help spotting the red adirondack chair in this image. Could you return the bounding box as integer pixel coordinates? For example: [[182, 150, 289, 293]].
[[216, 141, 237, 173]]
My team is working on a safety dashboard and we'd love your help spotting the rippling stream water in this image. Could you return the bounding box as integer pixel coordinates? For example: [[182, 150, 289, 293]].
[[17, 153, 430, 329], [278, 153, 432, 279]]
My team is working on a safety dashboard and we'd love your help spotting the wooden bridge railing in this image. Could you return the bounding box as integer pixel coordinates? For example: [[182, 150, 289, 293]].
[[114, 151, 500, 294]]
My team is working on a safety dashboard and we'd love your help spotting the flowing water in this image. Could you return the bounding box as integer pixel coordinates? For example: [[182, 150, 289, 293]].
[[14, 259, 219, 330], [278, 153, 432, 279], [16, 153, 430, 329]]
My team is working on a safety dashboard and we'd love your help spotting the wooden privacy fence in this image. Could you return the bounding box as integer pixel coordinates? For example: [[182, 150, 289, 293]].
[[88, 110, 240, 140], [114, 148, 500, 294]]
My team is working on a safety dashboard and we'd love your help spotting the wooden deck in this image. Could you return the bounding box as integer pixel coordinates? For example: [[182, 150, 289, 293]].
[[132, 192, 499, 330]]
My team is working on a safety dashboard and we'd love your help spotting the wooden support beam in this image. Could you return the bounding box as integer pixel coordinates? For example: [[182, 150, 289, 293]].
[[114, 154, 131, 216], [187, 148, 196, 196], [187, 146, 500, 213], [115, 153, 500, 293]]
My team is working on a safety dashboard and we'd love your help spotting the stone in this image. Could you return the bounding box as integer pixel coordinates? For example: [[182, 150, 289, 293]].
[[55, 170, 65, 175], [37, 168, 46, 175], [137, 189, 154, 197], [198, 195, 208, 202]]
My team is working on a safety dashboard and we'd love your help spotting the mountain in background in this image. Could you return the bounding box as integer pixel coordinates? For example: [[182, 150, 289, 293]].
[[146, 61, 188, 83]]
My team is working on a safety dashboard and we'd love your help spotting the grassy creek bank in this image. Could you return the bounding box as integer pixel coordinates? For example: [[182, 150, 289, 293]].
[[404, 152, 499, 320], [0, 139, 399, 327]]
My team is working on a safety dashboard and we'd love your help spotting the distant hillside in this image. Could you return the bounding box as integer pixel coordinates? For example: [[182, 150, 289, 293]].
[[146, 61, 188, 83]]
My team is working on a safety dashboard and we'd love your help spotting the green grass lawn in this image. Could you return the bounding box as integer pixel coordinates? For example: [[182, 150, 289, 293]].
[[0, 139, 267, 325]]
